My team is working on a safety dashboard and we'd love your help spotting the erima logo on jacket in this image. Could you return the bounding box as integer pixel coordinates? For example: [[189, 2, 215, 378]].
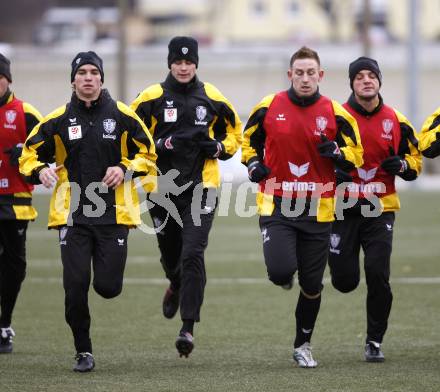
[[282, 162, 316, 192], [346, 167, 384, 193], [358, 167, 378, 181]]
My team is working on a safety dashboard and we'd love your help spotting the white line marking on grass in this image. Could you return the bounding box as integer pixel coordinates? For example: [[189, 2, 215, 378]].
[[27, 277, 440, 285]]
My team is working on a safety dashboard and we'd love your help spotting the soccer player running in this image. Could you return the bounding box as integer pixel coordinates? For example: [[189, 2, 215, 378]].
[[19, 51, 156, 372], [242, 46, 363, 368], [131, 36, 242, 358], [328, 57, 422, 362], [418, 106, 440, 159], [0, 53, 42, 353]]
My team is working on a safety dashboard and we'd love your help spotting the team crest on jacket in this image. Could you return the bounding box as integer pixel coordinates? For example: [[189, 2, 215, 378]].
[[195, 105, 208, 125], [4, 110, 17, 129], [381, 119, 393, 140], [315, 116, 327, 135], [103, 119, 117, 139], [329, 233, 341, 254]]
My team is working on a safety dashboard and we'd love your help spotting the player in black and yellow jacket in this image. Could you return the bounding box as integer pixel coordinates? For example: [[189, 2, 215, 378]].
[[419, 106, 440, 158], [19, 51, 156, 372], [0, 53, 42, 354], [131, 36, 242, 358]]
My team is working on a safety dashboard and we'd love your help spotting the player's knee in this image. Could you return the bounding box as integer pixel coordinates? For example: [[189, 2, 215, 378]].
[[268, 270, 294, 287], [331, 275, 359, 293], [93, 281, 122, 299], [300, 286, 322, 299]]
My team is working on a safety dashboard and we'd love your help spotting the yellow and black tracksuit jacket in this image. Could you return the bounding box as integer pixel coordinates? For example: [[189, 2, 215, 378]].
[[242, 88, 363, 222], [131, 73, 242, 189], [419, 106, 440, 158], [19, 89, 156, 228], [0, 90, 42, 220]]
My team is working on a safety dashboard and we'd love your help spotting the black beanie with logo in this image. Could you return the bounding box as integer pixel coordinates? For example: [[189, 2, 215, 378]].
[[0, 53, 12, 83], [167, 36, 199, 69], [71, 51, 104, 83], [349, 56, 382, 89]]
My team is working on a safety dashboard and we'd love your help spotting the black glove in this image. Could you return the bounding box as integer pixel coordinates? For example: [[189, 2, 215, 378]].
[[248, 160, 270, 183], [155, 136, 185, 154], [198, 140, 224, 159], [317, 134, 343, 160], [4, 144, 23, 166], [381, 147, 408, 175]]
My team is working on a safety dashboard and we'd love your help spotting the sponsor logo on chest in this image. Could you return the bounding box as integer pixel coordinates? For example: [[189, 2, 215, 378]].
[[164, 107, 177, 122], [4, 110, 17, 130], [68, 125, 82, 140]]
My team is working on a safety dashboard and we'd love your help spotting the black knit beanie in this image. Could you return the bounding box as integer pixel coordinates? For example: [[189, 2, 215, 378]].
[[0, 53, 12, 83], [167, 36, 199, 69], [71, 51, 104, 82], [349, 56, 382, 89]]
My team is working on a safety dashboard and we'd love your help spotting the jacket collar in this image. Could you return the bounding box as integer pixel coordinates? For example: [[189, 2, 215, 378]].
[[162, 72, 201, 94], [347, 92, 383, 116], [287, 86, 321, 107]]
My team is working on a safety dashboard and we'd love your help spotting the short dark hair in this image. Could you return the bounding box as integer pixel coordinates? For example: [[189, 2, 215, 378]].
[[289, 46, 320, 68]]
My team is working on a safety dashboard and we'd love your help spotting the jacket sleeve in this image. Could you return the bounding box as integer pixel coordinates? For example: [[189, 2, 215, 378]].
[[117, 102, 157, 178], [23, 102, 43, 136], [331, 100, 364, 170], [418, 106, 440, 158], [130, 84, 163, 137], [19, 106, 65, 184], [204, 83, 242, 160], [241, 94, 274, 166], [394, 110, 422, 180]]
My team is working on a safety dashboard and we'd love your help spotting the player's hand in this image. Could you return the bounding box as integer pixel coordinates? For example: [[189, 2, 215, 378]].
[[198, 139, 224, 159], [3, 144, 23, 166], [39, 165, 63, 188], [248, 160, 270, 183], [102, 166, 124, 189], [381, 147, 408, 175], [317, 134, 342, 160]]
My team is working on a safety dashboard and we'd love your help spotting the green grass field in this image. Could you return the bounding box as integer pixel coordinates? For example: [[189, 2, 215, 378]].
[[1, 191, 440, 392]]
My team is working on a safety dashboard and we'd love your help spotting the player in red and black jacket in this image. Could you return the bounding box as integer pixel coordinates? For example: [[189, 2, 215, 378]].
[[0, 53, 42, 354], [328, 57, 421, 362], [242, 46, 363, 368]]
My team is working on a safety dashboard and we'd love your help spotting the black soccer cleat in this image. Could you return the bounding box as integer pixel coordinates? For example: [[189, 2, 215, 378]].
[[162, 286, 179, 319], [175, 332, 194, 358], [0, 327, 15, 354], [365, 341, 385, 362], [73, 352, 95, 372]]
